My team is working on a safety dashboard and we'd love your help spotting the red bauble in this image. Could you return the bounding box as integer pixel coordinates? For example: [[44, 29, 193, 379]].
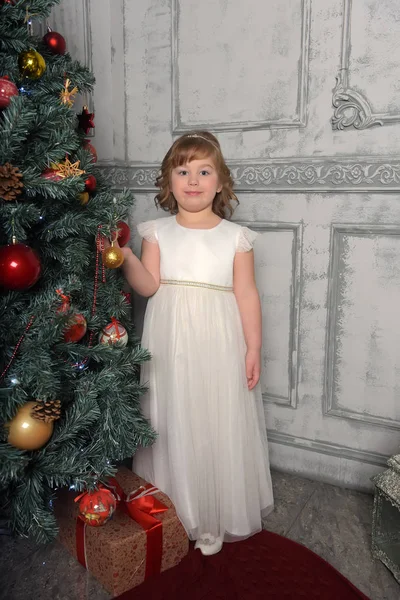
[[43, 30, 66, 55], [78, 488, 116, 527], [83, 139, 97, 163], [0, 243, 41, 290], [63, 313, 87, 343], [41, 168, 63, 182], [78, 107, 95, 135], [84, 174, 97, 193], [116, 221, 131, 247], [0, 76, 18, 109]]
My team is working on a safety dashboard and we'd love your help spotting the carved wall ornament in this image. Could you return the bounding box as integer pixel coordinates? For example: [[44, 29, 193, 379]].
[[332, 0, 400, 131]]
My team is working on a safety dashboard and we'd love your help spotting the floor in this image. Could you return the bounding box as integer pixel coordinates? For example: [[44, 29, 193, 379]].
[[0, 470, 398, 600]]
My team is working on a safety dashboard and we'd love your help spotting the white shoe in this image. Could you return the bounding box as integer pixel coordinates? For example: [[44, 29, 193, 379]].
[[194, 533, 223, 556]]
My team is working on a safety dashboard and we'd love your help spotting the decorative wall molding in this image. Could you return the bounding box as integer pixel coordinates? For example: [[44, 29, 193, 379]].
[[332, 0, 400, 130], [241, 222, 302, 408], [267, 430, 388, 468], [171, 0, 311, 133], [100, 156, 400, 193], [324, 224, 400, 430]]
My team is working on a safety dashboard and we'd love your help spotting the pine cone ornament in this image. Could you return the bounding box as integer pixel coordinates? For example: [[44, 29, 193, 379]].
[[31, 400, 62, 423], [0, 162, 23, 201]]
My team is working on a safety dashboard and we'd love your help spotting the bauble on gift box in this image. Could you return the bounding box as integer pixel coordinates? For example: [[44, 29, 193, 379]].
[[0, 243, 41, 290], [78, 488, 117, 527]]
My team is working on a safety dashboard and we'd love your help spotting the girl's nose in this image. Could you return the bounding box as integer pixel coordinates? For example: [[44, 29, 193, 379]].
[[188, 174, 199, 186]]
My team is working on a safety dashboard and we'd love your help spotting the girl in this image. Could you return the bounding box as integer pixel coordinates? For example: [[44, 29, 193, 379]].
[[120, 131, 273, 555]]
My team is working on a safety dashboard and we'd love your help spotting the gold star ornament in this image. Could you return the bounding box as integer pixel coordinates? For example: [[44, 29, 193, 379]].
[[50, 157, 85, 178], [60, 78, 78, 107]]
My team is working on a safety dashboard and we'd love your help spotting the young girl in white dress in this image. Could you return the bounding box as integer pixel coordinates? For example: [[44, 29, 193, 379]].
[[119, 131, 273, 555]]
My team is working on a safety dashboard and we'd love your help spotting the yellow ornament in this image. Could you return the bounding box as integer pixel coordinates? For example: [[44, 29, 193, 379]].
[[102, 242, 124, 269], [18, 49, 46, 80], [60, 78, 78, 107], [79, 191, 90, 205], [6, 401, 54, 451], [51, 157, 85, 178]]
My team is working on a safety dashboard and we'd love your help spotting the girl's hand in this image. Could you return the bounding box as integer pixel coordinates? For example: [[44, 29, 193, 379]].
[[245, 349, 261, 390]]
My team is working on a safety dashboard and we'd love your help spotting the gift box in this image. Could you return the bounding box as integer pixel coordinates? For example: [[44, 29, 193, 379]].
[[55, 467, 189, 596]]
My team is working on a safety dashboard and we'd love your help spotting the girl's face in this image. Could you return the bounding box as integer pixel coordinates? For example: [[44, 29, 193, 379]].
[[170, 158, 222, 214]]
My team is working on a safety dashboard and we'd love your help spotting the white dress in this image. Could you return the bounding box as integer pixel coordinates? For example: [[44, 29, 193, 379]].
[[133, 215, 274, 542]]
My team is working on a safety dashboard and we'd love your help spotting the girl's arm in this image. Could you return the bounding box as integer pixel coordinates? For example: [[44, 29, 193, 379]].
[[121, 239, 160, 297], [233, 250, 262, 390]]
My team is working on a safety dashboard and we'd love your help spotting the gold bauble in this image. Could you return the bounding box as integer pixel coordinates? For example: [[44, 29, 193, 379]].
[[102, 244, 124, 269], [18, 49, 46, 80], [6, 401, 54, 451], [79, 191, 90, 205]]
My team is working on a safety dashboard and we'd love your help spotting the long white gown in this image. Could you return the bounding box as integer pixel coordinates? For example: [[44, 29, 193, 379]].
[[133, 215, 274, 542]]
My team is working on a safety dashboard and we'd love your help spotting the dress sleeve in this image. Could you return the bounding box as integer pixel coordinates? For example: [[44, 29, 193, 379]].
[[236, 226, 258, 252], [136, 220, 158, 243]]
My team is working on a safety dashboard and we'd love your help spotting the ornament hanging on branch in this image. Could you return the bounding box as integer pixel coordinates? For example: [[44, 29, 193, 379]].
[[51, 157, 85, 178], [77, 488, 116, 527], [78, 106, 95, 134], [41, 167, 64, 182], [99, 318, 128, 347], [116, 221, 131, 247], [56, 290, 88, 343], [83, 139, 97, 163], [6, 400, 59, 451], [102, 240, 124, 269], [78, 191, 89, 206], [18, 49, 46, 79], [64, 313, 87, 343], [84, 174, 97, 193], [0, 241, 41, 290], [43, 28, 66, 55], [60, 78, 78, 107], [0, 162, 23, 201], [0, 76, 19, 109]]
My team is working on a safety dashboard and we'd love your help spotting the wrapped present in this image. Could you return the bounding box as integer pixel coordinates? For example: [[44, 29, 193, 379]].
[[55, 467, 189, 596]]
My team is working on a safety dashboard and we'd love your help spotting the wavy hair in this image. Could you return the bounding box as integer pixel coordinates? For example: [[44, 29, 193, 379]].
[[155, 131, 238, 218]]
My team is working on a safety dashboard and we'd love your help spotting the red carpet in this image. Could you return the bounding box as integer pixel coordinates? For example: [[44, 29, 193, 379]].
[[116, 530, 370, 599]]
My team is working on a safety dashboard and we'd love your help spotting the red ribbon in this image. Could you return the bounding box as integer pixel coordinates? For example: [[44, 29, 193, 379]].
[[75, 479, 168, 580]]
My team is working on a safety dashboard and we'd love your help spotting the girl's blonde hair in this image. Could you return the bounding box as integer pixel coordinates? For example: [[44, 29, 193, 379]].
[[155, 131, 238, 218]]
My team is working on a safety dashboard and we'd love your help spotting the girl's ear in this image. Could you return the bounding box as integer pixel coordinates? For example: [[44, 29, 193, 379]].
[[217, 182, 223, 193]]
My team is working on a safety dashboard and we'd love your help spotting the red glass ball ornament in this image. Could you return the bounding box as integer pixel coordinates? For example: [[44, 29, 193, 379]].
[[0, 243, 41, 290], [78, 488, 116, 527], [0, 76, 18, 109], [84, 174, 97, 193], [116, 221, 131, 247], [43, 30, 66, 55], [83, 139, 97, 163], [41, 168, 63, 182], [63, 313, 87, 343]]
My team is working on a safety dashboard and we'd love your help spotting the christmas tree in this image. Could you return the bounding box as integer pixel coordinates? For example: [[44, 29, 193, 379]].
[[0, 0, 155, 543]]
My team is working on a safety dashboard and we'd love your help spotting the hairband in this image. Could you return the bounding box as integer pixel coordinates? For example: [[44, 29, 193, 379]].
[[185, 134, 219, 147]]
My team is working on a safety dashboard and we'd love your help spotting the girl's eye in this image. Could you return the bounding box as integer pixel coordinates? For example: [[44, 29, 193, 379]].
[[177, 170, 188, 176], [200, 170, 210, 176]]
